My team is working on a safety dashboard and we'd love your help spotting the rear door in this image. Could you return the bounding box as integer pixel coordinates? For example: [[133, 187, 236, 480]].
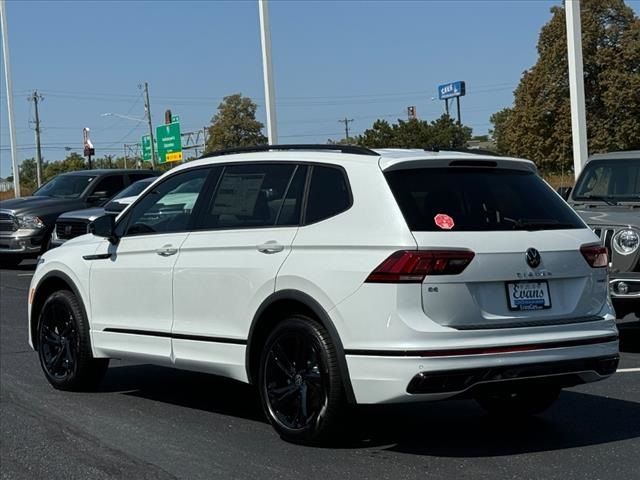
[[171, 163, 307, 378], [384, 165, 607, 329]]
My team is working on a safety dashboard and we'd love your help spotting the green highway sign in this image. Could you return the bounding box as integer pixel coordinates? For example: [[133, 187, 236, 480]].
[[141, 135, 156, 162], [156, 122, 183, 163], [171, 115, 180, 123]]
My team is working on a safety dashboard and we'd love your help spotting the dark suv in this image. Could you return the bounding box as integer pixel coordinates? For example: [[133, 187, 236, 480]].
[[566, 151, 639, 319], [0, 169, 158, 267]]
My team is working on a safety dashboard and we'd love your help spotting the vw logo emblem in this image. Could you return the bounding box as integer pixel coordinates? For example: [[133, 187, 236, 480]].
[[526, 248, 541, 268]]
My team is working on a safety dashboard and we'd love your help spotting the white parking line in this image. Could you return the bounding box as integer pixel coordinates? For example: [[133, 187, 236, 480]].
[[17, 273, 33, 277], [617, 368, 640, 373]]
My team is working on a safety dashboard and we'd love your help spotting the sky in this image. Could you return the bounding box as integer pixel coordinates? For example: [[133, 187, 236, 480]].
[[1, 0, 639, 178]]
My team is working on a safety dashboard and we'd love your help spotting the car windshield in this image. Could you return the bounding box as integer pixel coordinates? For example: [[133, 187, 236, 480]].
[[111, 178, 154, 201], [385, 167, 584, 231], [573, 158, 640, 202], [32, 174, 96, 199]]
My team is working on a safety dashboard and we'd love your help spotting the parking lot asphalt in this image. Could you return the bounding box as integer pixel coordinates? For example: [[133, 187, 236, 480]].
[[1, 261, 639, 480]]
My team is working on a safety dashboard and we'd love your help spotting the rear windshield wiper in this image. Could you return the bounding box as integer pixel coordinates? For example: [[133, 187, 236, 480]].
[[575, 194, 619, 206], [504, 218, 577, 231]]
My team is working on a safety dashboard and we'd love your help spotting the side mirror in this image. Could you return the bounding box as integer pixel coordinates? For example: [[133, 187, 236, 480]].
[[103, 200, 126, 214], [557, 186, 573, 201], [89, 214, 119, 245]]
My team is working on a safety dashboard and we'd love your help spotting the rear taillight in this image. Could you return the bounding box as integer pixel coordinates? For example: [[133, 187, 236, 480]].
[[365, 250, 475, 283], [580, 244, 608, 268]]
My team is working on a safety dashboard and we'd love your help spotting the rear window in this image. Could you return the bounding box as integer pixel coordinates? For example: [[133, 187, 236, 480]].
[[385, 168, 584, 231]]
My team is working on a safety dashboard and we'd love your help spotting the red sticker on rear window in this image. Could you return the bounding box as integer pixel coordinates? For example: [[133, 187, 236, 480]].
[[434, 213, 455, 230]]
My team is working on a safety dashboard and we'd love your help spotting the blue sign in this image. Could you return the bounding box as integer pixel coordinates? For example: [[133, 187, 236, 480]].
[[437, 81, 466, 100]]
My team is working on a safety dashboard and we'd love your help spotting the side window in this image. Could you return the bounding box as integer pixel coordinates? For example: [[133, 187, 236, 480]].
[[196, 163, 300, 230], [128, 173, 155, 183], [91, 175, 126, 200], [276, 165, 307, 226], [304, 166, 351, 224], [122, 168, 210, 236]]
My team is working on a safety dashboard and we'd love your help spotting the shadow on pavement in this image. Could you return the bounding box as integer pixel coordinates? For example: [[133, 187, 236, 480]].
[[619, 320, 640, 353], [100, 363, 640, 455], [351, 390, 640, 455], [100, 364, 265, 422]]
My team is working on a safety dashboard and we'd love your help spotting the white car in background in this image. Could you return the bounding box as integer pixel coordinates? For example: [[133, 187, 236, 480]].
[[28, 145, 619, 445]]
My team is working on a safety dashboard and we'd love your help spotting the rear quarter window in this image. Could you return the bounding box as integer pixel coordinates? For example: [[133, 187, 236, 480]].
[[384, 167, 585, 231], [304, 166, 351, 224]]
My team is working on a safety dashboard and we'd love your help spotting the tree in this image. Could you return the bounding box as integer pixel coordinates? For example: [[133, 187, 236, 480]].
[[18, 158, 41, 190], [340, 114, 472, 150], [44, 153, 87, 180], [205, 94, 267, 152], [490, 0, 640, 172]]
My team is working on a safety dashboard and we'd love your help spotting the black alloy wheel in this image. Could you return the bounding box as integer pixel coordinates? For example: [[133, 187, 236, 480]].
[[39, 298, 78, 382], [259, 316, 345, 444], [37, 290, 108, 391]]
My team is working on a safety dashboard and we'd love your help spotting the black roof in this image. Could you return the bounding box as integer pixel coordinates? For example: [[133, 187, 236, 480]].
[[61, 169, 159, 176]]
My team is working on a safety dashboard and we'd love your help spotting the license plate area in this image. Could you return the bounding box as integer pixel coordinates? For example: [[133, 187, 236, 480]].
[[505, 281, 551, 311]]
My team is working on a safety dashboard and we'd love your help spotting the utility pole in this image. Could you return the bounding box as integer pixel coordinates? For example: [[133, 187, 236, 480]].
[[338, 117, 354, 141], [29, 91, 44, 187], [1, 0, 20, 197], [142, 82, 156, 168]]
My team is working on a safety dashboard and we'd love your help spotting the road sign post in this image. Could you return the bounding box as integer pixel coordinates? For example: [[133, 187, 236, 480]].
[[156, 122, 183, 164]]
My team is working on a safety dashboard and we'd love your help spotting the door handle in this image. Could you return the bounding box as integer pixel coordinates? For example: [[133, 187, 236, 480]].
[[257, 241, 284, 254], [156, 244, 178, 257]]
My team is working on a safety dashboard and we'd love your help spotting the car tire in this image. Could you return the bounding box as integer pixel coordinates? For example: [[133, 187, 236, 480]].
[[37, 290, 109, 391], [475, 386, 561, 417], [0, 255, 22, 268], [258, 315, 346, 445]]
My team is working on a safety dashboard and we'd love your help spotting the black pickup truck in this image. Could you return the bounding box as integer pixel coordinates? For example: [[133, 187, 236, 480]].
[[0, 169, 158, 267], [564, 151, 639, 319]]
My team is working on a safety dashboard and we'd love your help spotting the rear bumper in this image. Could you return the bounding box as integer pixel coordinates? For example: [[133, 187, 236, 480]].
[[345, 336, 619, 404], [406, 355, 618, 395]]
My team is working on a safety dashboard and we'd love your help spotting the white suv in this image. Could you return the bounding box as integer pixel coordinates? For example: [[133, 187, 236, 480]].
[[28, 145, 619, 444]]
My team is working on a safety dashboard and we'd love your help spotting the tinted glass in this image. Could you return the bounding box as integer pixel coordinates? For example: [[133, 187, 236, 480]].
[[385, 168, 584, 231], [573, 159, 640, 201], [91, 175, 126, 199], [276, 165, 307, 226], [129, 172, 157, 183], [305, 166, 351, 224], [111, 178, 154, 201], [123, 168, 209, 236], [198, 164, 297, 229], [32, 174, 96, 199]]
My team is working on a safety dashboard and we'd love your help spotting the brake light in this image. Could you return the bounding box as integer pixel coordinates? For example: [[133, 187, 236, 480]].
[[580, 244, 608, 268], [365, 250, 475, 283]]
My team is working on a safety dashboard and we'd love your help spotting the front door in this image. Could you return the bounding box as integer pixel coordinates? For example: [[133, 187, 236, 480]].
[[89, 167, 212, 364]]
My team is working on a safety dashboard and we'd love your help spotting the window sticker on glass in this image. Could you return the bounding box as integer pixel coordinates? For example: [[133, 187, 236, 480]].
[[212, 173, 266, 215], [434, 213, 455, 230]]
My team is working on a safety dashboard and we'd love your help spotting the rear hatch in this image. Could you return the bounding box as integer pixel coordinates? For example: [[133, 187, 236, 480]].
[[383, 161, 608, 330]]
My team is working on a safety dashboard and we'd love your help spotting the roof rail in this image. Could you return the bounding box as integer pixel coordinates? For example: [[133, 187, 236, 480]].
[[200, 144, 379, 159]]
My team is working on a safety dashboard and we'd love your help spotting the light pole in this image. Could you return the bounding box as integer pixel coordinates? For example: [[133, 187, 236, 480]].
[[259, 0, 278, 145], [1, 0, 20, 197]]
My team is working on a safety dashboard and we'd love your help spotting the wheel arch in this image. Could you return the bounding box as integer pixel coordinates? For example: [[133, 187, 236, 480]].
[[31, 271, 88, 350], [246, 290, 356, 404]]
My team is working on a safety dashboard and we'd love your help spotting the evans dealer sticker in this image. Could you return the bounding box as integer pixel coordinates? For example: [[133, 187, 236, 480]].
[[434, 213, 455, 230]]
